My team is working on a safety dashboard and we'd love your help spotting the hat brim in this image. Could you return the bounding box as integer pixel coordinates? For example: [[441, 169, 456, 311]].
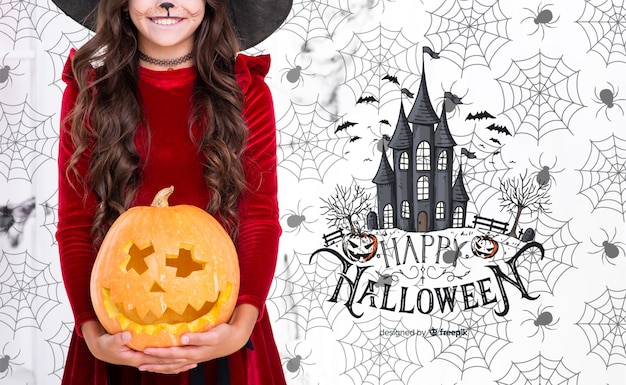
[[51, 0, 292, 51]]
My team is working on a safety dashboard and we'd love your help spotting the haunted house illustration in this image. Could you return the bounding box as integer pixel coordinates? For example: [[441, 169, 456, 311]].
[[372, 67, 469, 232]]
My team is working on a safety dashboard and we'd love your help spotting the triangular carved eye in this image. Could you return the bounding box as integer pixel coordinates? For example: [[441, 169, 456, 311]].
[[126, 243, 155, 274], [150, 282, 165, 292], [166, 247, 205, 277]]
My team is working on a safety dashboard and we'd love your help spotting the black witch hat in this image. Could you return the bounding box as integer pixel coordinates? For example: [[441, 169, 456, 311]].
[[51, 0, 293, 50]]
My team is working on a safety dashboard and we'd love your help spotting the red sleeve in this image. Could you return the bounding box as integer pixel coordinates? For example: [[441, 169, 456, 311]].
[[233, 54, 282, 320], [56, 49, 100, 337]]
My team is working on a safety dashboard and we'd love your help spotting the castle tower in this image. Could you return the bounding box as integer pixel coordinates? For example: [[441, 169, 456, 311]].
[[372, 151, 396, 229], [407, 67, 439, 232], [451, 165, 469, 228], [388, 102, 415, 231], [433, 105, 456, 230]]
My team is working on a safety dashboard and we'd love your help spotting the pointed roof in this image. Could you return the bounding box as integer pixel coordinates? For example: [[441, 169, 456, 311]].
[[372, 151, 395, 185], [452, 166, 469, 202], [407, 70, 439, 125], [388, 103, 412, 150], [434, 105, 457, 148]]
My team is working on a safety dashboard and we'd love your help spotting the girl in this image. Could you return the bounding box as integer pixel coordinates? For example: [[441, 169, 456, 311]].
[[54, 0, 291, 383]]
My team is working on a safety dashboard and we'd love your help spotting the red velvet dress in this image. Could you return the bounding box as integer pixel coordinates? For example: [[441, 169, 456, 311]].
[[56, 50, 286, 385]]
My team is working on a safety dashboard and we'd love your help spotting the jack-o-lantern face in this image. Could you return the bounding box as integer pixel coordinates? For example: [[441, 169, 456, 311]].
[[471, 235, 499, 258], [90, 187, 239, 350], [342, 232, 378, 262]]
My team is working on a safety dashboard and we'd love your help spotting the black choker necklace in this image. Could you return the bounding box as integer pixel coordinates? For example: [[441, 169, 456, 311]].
[[138, 51, 193, 68]]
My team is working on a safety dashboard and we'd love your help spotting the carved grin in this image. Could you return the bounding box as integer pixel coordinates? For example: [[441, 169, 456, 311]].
[[100, 282, 233, 338], [116, 297, 219, 325]]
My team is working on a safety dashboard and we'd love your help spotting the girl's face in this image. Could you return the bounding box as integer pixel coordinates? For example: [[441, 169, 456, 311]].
[[126, 0, 205, 58]]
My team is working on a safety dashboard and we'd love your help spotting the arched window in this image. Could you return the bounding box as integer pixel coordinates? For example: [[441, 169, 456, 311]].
[[417, 176, 429, 200], [436, 202, 445, 219], [401, 201, 411, 218], [416, 141, 430, 171], [453, 206, 465, 228], [437, 150, 448, 171], [383, 204, 394, 229], [399, 152, 409, 170]]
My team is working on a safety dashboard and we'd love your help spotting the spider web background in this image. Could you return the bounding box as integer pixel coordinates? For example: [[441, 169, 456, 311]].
[[337, 313, 423, 385], [0, 0, 61, 47], [0, 97, 58, 182], [0, 250, 63, 337], [575, 287, 626, 368], [576, 0, 626, 66], [276, 99, 351, 182], [496, 51, 585, 144], [425, 0, 512, 74], [577, 134, 626, 220], [426, 304, 511, 380], [337, 24, 423, 111], [496, 352, 580, 385]]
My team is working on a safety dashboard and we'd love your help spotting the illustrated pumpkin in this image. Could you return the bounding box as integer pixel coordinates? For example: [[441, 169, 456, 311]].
[[342, 232, 378, 262], [90, 186, 239, 350], [471, 235, 499, 259]]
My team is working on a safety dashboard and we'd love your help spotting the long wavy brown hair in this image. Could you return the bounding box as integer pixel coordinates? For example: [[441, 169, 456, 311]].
[[66, 0, 247, 246]]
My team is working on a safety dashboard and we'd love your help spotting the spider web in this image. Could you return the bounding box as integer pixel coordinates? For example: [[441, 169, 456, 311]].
[[281, 0, 352, 42], [46, 29, 94, 93], [496, 51, 585, 144], [40, 189, 58, 247], [496, 352, 580, 385], [426, 305, 510, 379], [516, 214, 580, 295], [577, 134, 626, 220], [0, 97, 58, 182], [46, 321, 73, 379], [338, 313, 422, 385], [0, 250, 63, 337], [576, 0, 626, 66], [266, 250, 344, 339], [276, 99, 351, 182], [337, 24, 423, 110], [0, 0, 61, 47], [575, 287, 626, 368], [453, 128, 512, 216], [425, 0, 512, 74]]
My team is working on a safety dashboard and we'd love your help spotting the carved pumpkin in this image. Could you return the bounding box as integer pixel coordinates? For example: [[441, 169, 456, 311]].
[[342, 232, 378, 262], [90, 186, 239, 350], [471, 235, 499, 258]]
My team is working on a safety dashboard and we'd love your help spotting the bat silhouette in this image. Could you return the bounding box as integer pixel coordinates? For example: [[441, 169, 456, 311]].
[[379, 119, 391, 126], [489, 138, 502, 145], [466, 111, 495, 120], [335, 121, 358, 133], [485, 123, 511, 136], [350, 136, 362, 143], [382, 74, 399, 85], [357, 95, 378, 104]]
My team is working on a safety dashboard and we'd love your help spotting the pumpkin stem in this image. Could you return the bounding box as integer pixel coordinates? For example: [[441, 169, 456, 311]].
[[151, 186, 175, 207]]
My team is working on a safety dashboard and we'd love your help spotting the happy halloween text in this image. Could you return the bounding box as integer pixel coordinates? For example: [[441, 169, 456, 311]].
[[310, 234, 543, 318]]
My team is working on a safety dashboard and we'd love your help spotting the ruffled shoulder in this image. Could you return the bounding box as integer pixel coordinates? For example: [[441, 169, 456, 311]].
[[234, 53, 271, 95], [62, 48, 77, 85]]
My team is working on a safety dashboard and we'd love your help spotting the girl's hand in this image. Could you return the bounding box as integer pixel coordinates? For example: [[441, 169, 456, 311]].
[[140, 304, 259, 374], [81, 320, 196, 374]]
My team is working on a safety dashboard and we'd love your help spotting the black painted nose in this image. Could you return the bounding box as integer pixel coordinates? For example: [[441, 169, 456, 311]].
[[159, 2, 174, 11]]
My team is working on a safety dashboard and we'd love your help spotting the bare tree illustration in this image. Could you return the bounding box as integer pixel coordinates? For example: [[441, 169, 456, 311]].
[[499, 171, 551, 238], [321, 184, 372, 234]]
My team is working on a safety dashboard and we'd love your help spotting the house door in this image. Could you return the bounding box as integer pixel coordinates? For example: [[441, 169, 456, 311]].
[[418, 211, 428, 232]]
